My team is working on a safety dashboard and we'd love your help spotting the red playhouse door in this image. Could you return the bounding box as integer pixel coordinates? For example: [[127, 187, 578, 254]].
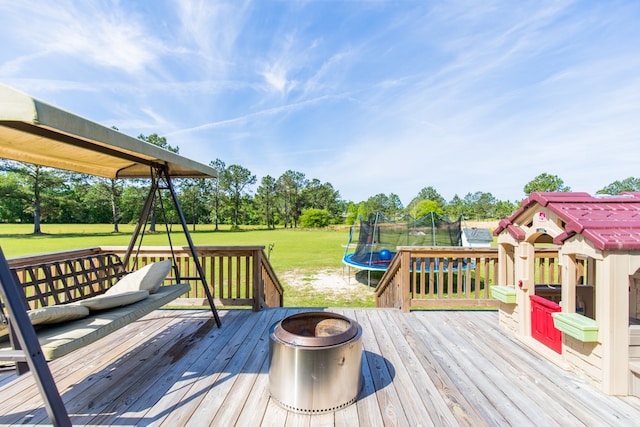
[[530, 294, 562, 354]]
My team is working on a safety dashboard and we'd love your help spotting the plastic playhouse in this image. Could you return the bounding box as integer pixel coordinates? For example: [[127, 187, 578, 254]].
[[491, 192, 640, 396]]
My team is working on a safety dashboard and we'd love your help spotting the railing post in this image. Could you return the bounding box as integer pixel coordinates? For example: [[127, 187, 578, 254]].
[[252, 249, 264, 312], [401, 250, 411, 312]]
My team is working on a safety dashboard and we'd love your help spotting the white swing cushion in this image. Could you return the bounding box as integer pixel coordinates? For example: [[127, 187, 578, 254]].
[[27, 305, 90, 325], [106, 260, 172, 295], [74, 290, 150, 311]]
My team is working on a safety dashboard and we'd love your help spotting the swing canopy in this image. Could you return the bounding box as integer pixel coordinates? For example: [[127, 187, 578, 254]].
[[0, 84, 217, 179]]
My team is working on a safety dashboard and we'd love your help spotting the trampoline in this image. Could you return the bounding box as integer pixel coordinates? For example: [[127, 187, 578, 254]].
[[342, 213, 463, 284]]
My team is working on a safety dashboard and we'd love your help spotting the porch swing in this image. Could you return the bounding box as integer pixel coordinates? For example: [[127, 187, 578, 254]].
[[0, 84, 221, 426]]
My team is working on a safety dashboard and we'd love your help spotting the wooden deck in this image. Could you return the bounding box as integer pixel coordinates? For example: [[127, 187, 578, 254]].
[[1, 308, 640, 426]]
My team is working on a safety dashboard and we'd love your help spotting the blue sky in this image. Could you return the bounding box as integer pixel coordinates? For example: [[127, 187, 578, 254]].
[[1, 1, 639, 206]]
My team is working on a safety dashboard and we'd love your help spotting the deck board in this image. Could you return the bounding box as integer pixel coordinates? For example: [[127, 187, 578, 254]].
[[382, 310, 483, 426], [435, 311, 590, 426], [1, 308, 640, 426], [355, 309, 409, 426]]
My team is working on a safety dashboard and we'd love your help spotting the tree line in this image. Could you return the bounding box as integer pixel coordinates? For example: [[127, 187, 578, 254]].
[[1, 134, 638, 233]]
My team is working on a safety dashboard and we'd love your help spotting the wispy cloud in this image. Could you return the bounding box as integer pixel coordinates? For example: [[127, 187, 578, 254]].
[[172, 0, 251, 74], [167, 94, 339, 136], [0, 1, 162, 75]]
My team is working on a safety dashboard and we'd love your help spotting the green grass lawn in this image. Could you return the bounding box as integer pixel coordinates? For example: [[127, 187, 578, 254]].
[[0, 223, 375, 307], [0, 223, 347, 270]]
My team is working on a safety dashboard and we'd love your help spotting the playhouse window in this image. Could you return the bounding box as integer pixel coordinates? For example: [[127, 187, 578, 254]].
[[630, 274, 640, 325], [502, 243, 515, 286], [532, 240, 562, 304], [574, 254, 595, 320]]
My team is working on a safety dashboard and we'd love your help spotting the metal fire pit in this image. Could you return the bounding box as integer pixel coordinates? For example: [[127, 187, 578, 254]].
[[268, 312, 363, 413]]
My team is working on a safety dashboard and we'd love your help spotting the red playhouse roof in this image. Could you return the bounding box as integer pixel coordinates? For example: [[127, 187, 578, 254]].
[[494, 192, 640, 251]]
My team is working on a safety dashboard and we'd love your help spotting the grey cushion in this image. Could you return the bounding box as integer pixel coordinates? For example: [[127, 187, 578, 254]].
[[75, 290, 149, 311], [106, 260, 172, 295], [27, 305, 90, 325]]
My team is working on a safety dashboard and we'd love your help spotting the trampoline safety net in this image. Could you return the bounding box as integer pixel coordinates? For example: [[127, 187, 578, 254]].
[[343, 212, 462, 269]]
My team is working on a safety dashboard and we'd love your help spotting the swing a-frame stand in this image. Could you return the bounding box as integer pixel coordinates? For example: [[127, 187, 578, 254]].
[[126, 163, 221, 327]]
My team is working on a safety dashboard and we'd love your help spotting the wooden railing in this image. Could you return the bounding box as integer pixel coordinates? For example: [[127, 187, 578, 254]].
[[376, 246, 563, 311], [376, 247, 500, 311], [8, 245, 567, 312], [8, 246, 284, 311]]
